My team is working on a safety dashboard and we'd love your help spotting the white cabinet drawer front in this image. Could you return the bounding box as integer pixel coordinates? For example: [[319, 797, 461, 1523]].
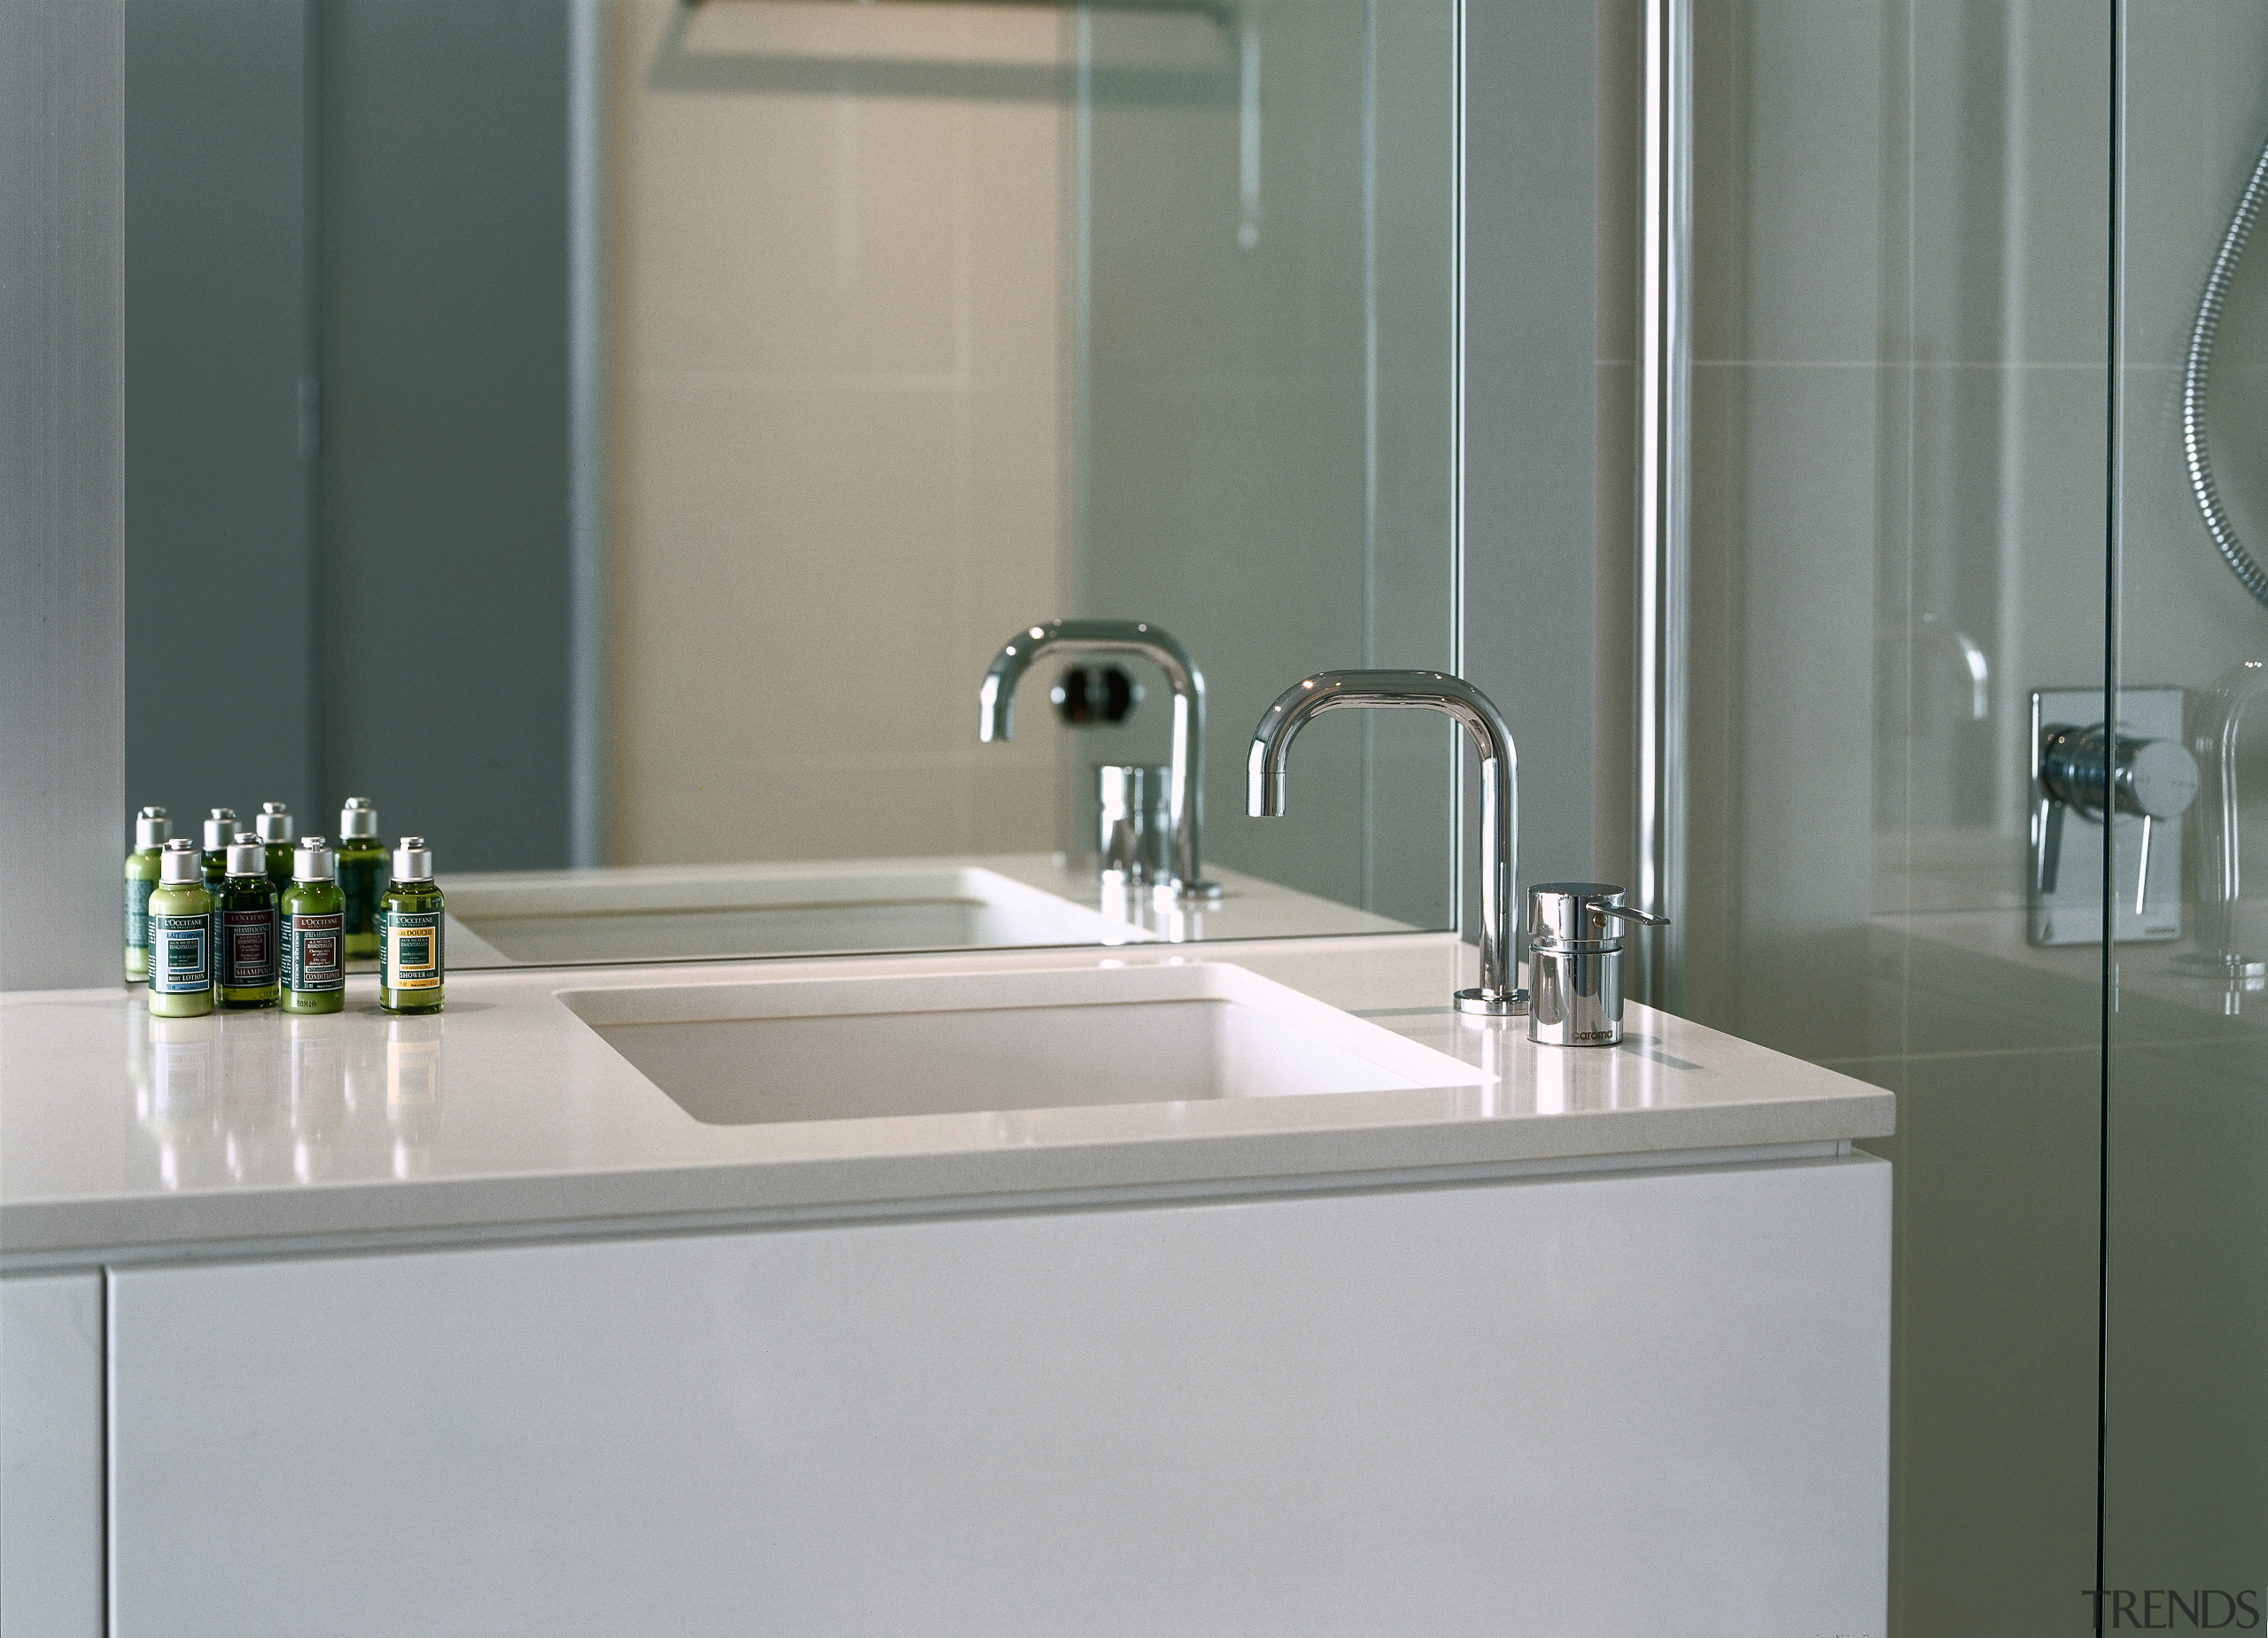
[[111, 1158, 1888, 1637], [2, 1273, 104, 1637]]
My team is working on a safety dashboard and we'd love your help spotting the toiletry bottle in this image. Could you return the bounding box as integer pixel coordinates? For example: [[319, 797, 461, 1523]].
[[124, 806, 169, 982], [378, 837, 444, 1014], [146, 839, 214, 1018], [214, 832, 281, 1009], [256, 801, 295, 890], [283, 837, 346, 1015], [200, 808, 238, 961], [199, 809, 238, 890], [335, 797, 387, 961]]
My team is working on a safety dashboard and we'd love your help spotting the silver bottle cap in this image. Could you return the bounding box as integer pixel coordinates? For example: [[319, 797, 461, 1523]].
[[159, 838, 202, 884], [339, 797, 379, 838], [136, 806, 171, 850], [294, 837, 337, 881], [227, 833, 266, 876], [392, 837, 434, 882], [256, 802, 293, 843], [202, 808, 239, 850]]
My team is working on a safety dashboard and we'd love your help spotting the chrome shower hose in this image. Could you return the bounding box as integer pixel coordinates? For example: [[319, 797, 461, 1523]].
[[2183, 127, 2268, 610]]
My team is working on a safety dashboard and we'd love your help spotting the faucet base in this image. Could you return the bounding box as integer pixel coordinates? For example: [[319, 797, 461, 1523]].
[[1154, 879, 1224, 904], [1453, 987, 1529, 1017]]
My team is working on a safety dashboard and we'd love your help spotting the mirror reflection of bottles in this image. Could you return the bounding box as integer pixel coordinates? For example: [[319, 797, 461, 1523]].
[[288, 1013, 348, 1184], [216, 1012, 288, 1183], [146, 840, 214, 1017], [386, 1015, 443, 1177], [198, 810, 237, 952], [283, 838, 346, 1014], [145, 1013, 215, 1191], [335, 799, 387, 962], [379, 838, 445, 1013], [123, 806, 169, 982], [255, 802, 295, 889]]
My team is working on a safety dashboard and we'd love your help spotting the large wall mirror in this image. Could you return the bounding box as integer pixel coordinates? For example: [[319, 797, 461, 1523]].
[[126, 0, 1461, 969]]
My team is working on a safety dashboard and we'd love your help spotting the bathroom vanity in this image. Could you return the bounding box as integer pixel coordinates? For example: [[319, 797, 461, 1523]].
[[1, 933, 1891, 1637]]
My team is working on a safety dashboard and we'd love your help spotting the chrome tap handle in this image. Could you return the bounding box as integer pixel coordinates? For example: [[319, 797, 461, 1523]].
[[1586, 901, 1671, 929], [2036, 796, 2067, 896], [2034, 718, 2197, 914], [980, 619, 1220, 899], [1248, 670, 1524, 1015], [2039, 722, 2199, 823]]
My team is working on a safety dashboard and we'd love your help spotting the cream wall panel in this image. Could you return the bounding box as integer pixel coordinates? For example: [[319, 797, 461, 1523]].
[[606, 0, 1065, 865]]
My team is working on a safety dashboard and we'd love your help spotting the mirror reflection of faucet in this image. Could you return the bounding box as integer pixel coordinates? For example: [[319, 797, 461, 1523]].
[[981, 620, 1223, 901], [2173, 660, 2267, 1000], [1916, 613, 1991, 722], [1095, 763, 1169, 886], [1247, 671, 1528, 1016]]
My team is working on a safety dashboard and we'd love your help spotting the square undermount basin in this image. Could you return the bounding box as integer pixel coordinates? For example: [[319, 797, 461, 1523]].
[[559, 964, 1492, 1126]]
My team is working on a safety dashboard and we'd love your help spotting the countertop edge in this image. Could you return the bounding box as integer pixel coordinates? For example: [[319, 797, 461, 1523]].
[[2, 1091, 1892, 1268]]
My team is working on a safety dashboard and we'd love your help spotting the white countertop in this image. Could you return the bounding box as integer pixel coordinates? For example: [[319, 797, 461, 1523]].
[[1, 934, 1894, 1269]]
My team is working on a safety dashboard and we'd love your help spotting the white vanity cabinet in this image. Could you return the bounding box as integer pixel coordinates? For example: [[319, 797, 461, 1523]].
[[101, 1154, 1889, 1638], [0, 1274, 105, 1634]]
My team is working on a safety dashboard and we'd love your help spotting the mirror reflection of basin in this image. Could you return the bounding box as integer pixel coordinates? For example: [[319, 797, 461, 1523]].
[[446, 866, 1151, 966], [559, 964, 1491, 1126]]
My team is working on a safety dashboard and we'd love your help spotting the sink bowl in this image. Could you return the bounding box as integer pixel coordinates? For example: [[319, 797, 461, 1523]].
[[445, 866, 1150, 966], [559, 963, 1490, 1126]]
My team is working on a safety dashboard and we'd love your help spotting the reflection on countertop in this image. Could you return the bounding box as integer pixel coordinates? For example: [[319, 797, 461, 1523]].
[[134, 1008, 445, 1192]]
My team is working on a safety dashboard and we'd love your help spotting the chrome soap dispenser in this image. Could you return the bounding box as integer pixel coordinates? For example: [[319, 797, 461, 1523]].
[[1526, 883, 1667, 1047]]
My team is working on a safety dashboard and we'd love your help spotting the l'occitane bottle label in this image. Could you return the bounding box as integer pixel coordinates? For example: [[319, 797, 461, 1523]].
[[126, 875, 155, 952], [380, 910, 444, 990], [221, 908, 280, 988], [285, 912, 346, 993], [149, 914, 210, 994]]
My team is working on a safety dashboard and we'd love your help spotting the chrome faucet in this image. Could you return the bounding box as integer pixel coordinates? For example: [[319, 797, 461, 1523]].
[[1247, 670, 1526, 1015], [981, 619, 1220, 899], [2176, 659, 2266, 990]]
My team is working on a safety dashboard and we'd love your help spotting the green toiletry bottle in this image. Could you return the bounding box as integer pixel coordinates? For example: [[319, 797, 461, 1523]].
[[215, 832, 281, 1009], [146, 839, 214, 1018], [124, 806, 169, 982], [335, 797, 387, 961], [378, 837, 444, 1014], [256, 801, 296, 890], [199, 809, 237, 891], [200, 808, 238, 963], [283, 836, 347, 1015]]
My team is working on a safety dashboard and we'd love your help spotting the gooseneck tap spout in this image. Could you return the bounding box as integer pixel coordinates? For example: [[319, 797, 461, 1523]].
[[1248, 670, 1526, 1016], [981, 619, 1220, 898]]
